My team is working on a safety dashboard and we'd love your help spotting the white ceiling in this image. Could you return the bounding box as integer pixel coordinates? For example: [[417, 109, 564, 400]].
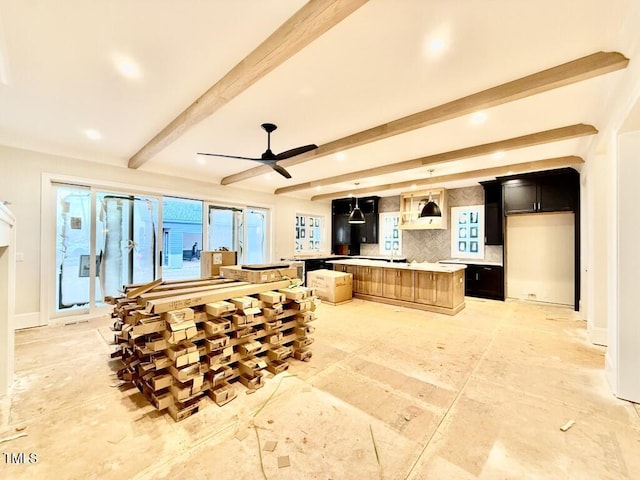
[[1, 0, 638, 201]]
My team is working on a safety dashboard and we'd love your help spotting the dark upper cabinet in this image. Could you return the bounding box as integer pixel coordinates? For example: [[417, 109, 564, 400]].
[[480, 180, 503, 245], [332, 214, 351, 245], [501, 168, 578, 215], [538, 174, 576, 212], [331, 196, 379, 249], [502, 179, 538, 214]]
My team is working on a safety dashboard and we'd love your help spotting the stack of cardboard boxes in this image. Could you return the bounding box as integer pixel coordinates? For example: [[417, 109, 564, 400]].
[[111, 278, 316, 422]]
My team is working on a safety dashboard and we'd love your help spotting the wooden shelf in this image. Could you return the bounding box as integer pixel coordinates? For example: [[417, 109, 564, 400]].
[[399, 188, 447, 230]]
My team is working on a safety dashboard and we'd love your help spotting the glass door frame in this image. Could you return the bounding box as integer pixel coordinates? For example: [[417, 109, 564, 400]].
[[42, 173, 273, 325], [205, 201, 271, 265], [43, 175, 162, 323]]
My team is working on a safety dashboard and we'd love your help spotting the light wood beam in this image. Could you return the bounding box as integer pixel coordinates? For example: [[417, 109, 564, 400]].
[[127, 0, 368, 169], [221, 51, 627, 185], [310, 156, 584, 201], [275, 124, 596, 194]]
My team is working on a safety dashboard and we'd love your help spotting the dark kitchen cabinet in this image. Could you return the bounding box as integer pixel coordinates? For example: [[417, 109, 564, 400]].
[[480, 180, 503, 245], [465, 264, 504, 301], [331, 196, 379, 253], [502, 168, 578, 215]]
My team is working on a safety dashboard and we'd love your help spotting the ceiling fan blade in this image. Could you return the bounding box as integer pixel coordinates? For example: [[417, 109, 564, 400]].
[[197, 152, 260, 161], [272, 164, 292, 179], [275, 144, 318, 161]]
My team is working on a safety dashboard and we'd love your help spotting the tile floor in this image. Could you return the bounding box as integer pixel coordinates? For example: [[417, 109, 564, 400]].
[[1, 297, 639, 479]]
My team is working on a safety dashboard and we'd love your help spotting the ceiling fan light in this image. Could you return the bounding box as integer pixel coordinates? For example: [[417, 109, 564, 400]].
[[419, 200, 442, 218], [348, 206, 365, 224]]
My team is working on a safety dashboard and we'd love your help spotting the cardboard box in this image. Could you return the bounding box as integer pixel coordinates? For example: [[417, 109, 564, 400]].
[[152, 391, 174, 410], [209, 381, 236, 406], [237, 340, 261, 356], [259, 291, 286, 305], [163, 307, 195, 323], [306, 269, 353, 304], [221, 265, 298, 284], [151, 373, 173, 391], [267, 346, 292, 361], [203, 318, 230, 336], [266, 360, 289, 375], [200, 251, 237, 277], [204, 335, 229, 353], [205, 300, 236, 317]]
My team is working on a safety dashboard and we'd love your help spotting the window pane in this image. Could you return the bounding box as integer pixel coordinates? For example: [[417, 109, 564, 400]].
[[55, 186, 91, 312], [295, 214, 322, 253], [161, 197, 203, 281]]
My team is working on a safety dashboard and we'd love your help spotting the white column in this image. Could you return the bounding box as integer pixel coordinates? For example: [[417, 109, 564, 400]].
[[0, 202, 16, 396], [611, 130, 640, 402]]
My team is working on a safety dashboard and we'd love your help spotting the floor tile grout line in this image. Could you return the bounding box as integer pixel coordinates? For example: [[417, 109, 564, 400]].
[[401, 315, 505, 480]]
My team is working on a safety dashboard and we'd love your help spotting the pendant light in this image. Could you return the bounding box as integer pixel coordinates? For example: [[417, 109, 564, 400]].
[[419, 170, 442, 218], [348, 183, 365, 224], [419, 198, 442, 218]]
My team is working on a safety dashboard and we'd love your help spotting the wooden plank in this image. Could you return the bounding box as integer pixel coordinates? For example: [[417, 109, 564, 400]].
[[137, 282, 249, 303], [222, 51, 627, 185], [147, 278, 236, 292], [146, 279, 294, 314], [275, 124, 596, 194], [125, 278, 163, 298], [127, 0, 368, 169], [311, 156, 584, 201]]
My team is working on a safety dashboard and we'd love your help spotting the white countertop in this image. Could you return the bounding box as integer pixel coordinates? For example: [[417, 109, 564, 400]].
[[327, 258, 466, 273], [438, 259, 503, 267]]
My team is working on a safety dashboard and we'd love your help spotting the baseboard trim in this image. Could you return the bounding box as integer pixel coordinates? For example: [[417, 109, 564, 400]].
[[14, 311, 41, 330], [588, 326, 608, 346]]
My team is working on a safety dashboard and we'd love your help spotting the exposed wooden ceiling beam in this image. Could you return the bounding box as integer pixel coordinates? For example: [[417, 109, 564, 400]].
[[310, 156, 584, 201], [275, 123, 596, 194], [221, 51, 627, 185], [127, 0, 368, 169]]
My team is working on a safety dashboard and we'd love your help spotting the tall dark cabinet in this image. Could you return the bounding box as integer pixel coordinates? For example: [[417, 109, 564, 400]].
[[498, 167, 580, 311], [480, 180, 503, 245], [331, 196, 379, 255]]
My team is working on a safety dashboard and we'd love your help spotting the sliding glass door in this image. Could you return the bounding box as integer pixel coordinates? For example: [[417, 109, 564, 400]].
[[52, 182, 269, 320], [55, 185, 92, 312], [96, 193, 158, 301], [207, 205, 268, 265], [53, 183, 159, 315]]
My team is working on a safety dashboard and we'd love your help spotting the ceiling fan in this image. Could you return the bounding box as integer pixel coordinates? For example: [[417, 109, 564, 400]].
[[197, 123, 318, 179]]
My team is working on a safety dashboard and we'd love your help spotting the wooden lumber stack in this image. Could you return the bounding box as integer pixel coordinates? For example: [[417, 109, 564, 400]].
[[109, 277, 316, 422]]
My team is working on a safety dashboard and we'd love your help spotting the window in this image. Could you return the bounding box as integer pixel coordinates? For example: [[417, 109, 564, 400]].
[[207, 204, 268, 265], [295, 214, 322, 253], [379, 212, 402, 255], [451, 205, 484, 259]]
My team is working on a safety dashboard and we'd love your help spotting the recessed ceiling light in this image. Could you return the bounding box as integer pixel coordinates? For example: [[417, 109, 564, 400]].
[[429, 38, 446, 53], [336, 152, 346, 161], [492, 150, 505, 159], [470, 111, 487, 125], [315, 186, 322, 191], [111, 52, 142, 80], [196, 157, 206, 165], [85, 129, 101, 140]]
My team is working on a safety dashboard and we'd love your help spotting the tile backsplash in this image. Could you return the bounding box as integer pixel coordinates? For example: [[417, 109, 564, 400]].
[[360, 185, 503, 263]]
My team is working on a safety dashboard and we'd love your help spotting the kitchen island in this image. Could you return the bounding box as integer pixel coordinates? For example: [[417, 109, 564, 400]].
[[328, 259, 466, 315]]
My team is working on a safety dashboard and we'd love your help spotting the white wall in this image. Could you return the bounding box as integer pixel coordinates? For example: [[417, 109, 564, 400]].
[[0, 145, 331, 321], [506, 213, 575, 306]]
